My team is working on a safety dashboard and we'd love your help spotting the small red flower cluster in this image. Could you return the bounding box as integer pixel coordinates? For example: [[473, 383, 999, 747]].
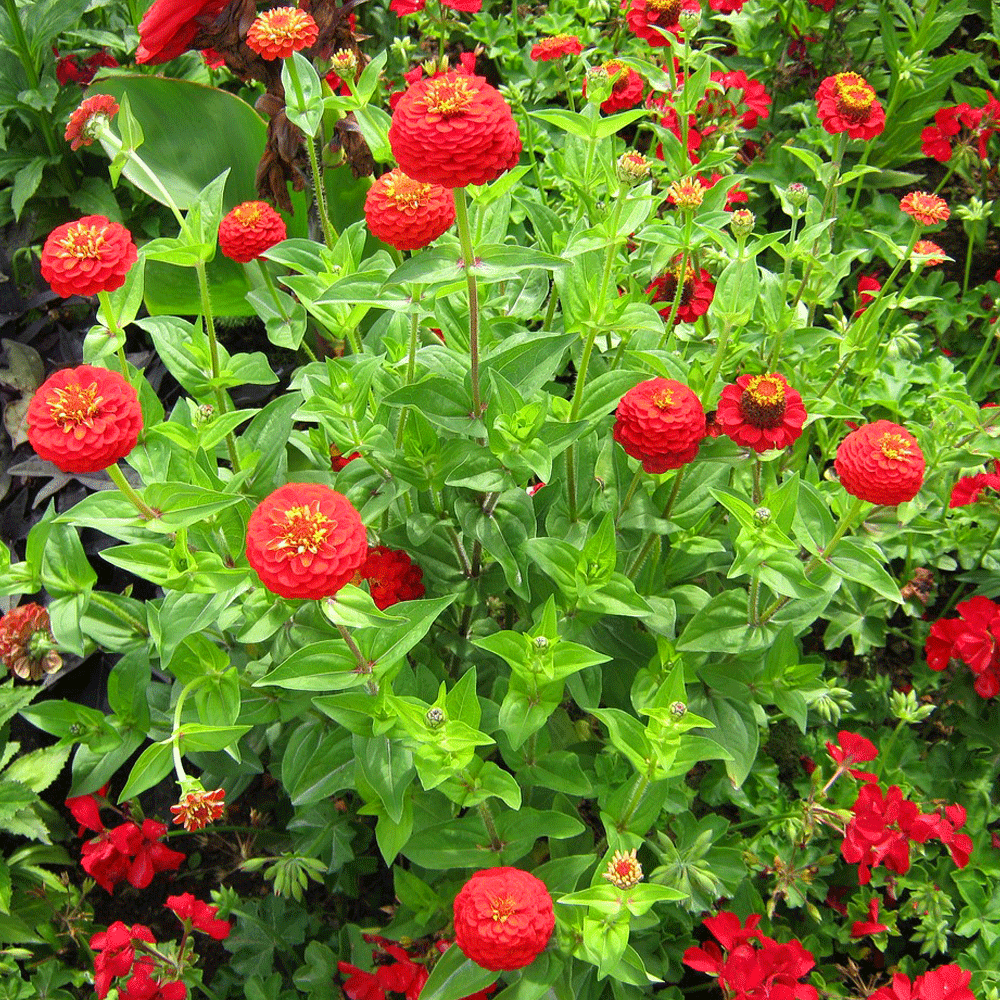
[[358, 545, 426, 608], [926, 596, 1000, 699], [218, 201, 287, 263], [815, 72, 885, 140], [842, 784, 972, 884], [391, 0, 482, 15], [921, 98, 1000, 162], [55, 48, 119, 86], [614, 378, 706, 474], [340, 934, 497, 1000], [872, 967, 974, 1000], [825, 730, 878, 783], [67, 786, 185, 893], [834, 421, 925, 506], [683, 912, 818, 1000], [949, 462, 1000, 507], [0, 603, 61, 681]]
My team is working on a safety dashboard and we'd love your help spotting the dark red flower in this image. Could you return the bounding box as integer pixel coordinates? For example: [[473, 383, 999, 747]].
[[27, 365, 143, 474], [40, 216, 137, 297], [647, 258, 715, 324], [80, 829, 132, 893], [701, 70, 771, 131], [853, 274, 881, 317], [949, 471, 1000, 507], [91, 921, 157, 999], [364, 168, 456, 252], [358, 545, 425, 608], [218, 201, 287, 263], [808, 0, 836, 10], [65, 785, 108, 836], [825, 730, 879, 783], [135, 0, 229, 65], [56, 49, 119, 86], [925, 597, 1000, 699], [166, 893, 232, 940], [331, 445, 361, 471], [454, 867, 555, 971], [710, 0, 745, 10], [245, 483, 368, 600], [815, 72, 885, 140], [613, 378, 706, 474], [583, 61, 644, 114], [851, 897, 888, 937], [714, 373, 807, 452], [622, 0, 700, 47], [118, 967, 187, 1000], [108, 819, 186, 890], [834, 420, 924, 506], [65, 94, 119, 151], [0, 603, 61, 680]]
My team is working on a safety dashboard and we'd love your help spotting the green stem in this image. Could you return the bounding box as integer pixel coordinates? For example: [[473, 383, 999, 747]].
[[768, 211, 801, 368], [626, 466, 686, 579], [701, 316, 733, 407], [453, 188, 482, 419], [195, 262, 241, 472], [565, 325, 601, 521], [97, 290, 129, 376], [255, 259, 289, 320], [87, 590, 149, 636], [395, 292, 422, 448], [105, 462, 158, 520], [557, 61, 577, 112], [542, 286, 558, 331], [478, 801, 503, 851], [336, 622, 369, 673], [615, 468, 643, 527], [171, 676, 210, 783], [521, 106, 547, 202], [617, 772, 651, 832], [873, 719, 905, 780]]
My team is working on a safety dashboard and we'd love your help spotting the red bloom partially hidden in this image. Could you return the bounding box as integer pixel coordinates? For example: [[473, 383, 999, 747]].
[[40, 215, 137, 297], [851, 897, 889, 937], [218, 201, 287, 263], [714, 374, 807, 452], [583, 61, 644, 114], [950, 469, 1000, 507], [647, 258, 715, 324], [166, 893, 232, 940], [135, 0, 229, 65], [613, 378, 706, 474], [389, 71, 522, 189], [27, 365, 143, 474], [0, 603, 61, 681], [530, 35, 583, 61], [91, 921, 157, 999], [245, 483, 368, 600], [912, 240, 945, 266], [246, 7, 319, 60], [65, 94, 119, 151], [56, 49, 119, 87], [825, 730, 878, 783], [358, 545, 425, 608], [365, 169, 456, 252], [926, 596, 1000, 699], [453, 867, 555, 971], [80, 818, 185, 894], [815, 72, 885, 140], [834, 420, 925, 506], [622, 0, 700, 47], [871, 967, 973, 1000], [853, 274, 881, 317]]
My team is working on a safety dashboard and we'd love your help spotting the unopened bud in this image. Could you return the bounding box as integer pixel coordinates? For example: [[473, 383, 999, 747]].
[[426, 707, 445, 729], [584, 65, 613, 106], [669, 701, 687, 719], [329, 48, 358, 77], [786, 182, 809, 208], [602, 848, 643, 890], [730, 209, 755, 238], [753, 506, 771, 525], [679, 7, 700, 32], [533, 635, 549, 650], [667, 177, 705, 210], [617, 152, 650, 186], [195, 404, 215, 426]]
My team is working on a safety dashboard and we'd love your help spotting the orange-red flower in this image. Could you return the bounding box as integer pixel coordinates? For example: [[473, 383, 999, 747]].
[[834, 420, 925, 506], [714, 373, 807, 452], [27, 365, 143, 474], [358, 545, 425, 608], [388, 70, 522, 189], [912, 240, 945, 266], [218, 201, 287, 263], [622, 0, 700, 47], [246, 7, 319, 60], [40, 216, 137, 298], [530, 35, 583, 61], [0, 604, 61, 681], [170, 785, 225, 832], [583, 61, 644, 114], [454, 867, 554, 971], [647, 258, 715, 324], [364, 169, 456, 252], [135, 0, 229, 65], [613, 378, 706, 474], [65, 94, 119, 151], [900, 191, 950, 226], [245, 483, 368, 600], [815, 73, 885, 140]]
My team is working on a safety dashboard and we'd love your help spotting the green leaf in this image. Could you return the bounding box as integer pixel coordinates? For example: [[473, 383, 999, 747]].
[[282, 720, 354, 806], [418, 944, 500, 1000], [118, 741, 174, 802], [2, 744, 69, 793], [256, 640, 359, 692], [688, 694, 759, 788], [828, 538, 903, 604], [283, 52, 324, 137], [678, 591, 779, 654], [354, 735, 415, 824]]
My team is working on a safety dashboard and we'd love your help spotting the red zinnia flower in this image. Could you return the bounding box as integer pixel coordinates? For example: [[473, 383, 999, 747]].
[[622, 0, 700, 47], [815, 72, 885, 140], [613, 378, 706, 474], [389, 71, 522, 188], [56, 49, 119, 87], [900, 191, 950, 226], [246, 7, 319, 60], [912, 240, 945, 266], [135, 0, 229, 65], [218, 201, 287, 263], [825, 730, 878, 783], [808, 0, 836, 10], [950, 470, 1000, 507], [166, 893, 232, 940], [358, 545, 426, 608], [331, 445, 361, 471], [170, 785, 225, 832], [453, 867, 555, 971], [0, 603, 61, 681], [853, 274, 881, 317], [834, 420, 924, 506], [851, 897, 889, 937], [40, 215, 137, 297], [583, 61, 644, 114], [647, 257, 715, 324], [364, 169, 456, 252], [245, 483, 368, 600], [27, 365, 143, 474], [65, 94, 119, 151], [530, 35, 583, 61], [714, 373, 807, 452]]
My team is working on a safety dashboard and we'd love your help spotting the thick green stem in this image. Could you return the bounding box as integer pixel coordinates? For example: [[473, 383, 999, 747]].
[[453, 188, 482, 418], [615, 468, 643, 527], [565, 325, 601, 521], [478, 801, 503, 851], [395, 292, 422, 448], [626, 466, 686, 579], [701, 316, 733, 407], [105, 462, 158, 520]]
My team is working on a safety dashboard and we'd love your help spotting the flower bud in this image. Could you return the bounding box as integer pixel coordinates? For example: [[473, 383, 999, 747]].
[[602, 848, 643, 890], [584, 65, 613, 107], [730, 209, 755, 238], [533, 635, 549, 650], [329, 48, 358, 77], [617, 152, 650, 186], [195, 404, 215, 426], [786, 182, 809, 208], [669, 701, 687, 719], [667, 177, 705, 210], [753, 506, 771, 525], [426, 707, 445, 729], [679, 7, 700, 32]]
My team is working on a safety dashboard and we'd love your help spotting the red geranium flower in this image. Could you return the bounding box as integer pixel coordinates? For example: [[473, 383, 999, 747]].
[[40, 215, 137, 298], [815, 72, 885, 140], [834, 420, 925, 506], [900, 191, 950, 226], [853, 274, 881, 316], [389, 70, 521, 189], [622, 0, 700, 47], [65, 94, 119, 151], [65, 785, 108, 835], [613, 378, 706, 474], [364, 169, 456, 252], [0, 603, 61, 681], [583, 61, 644, 114], [950, 470, 1000, 507], [246, 7, 319, 60], [825, 730, 878, 783], [166, 893, 232, 940], [710, 0, 745, 11], [119, 967, 187, 1000], [245, 483, 368, 600], [926, 596, 1000, 699], [851, 897, 888, 937], [109, 819, 186, 890], [701, 70, 771, 131], [218, 201, 287, 263], [530, 35, 583, 61], [454, 867, 555, 971], [135, 0, 229, 65], [91, 922, 157, 999], [358, 545, 426, 608], [921, 100, 1000, 162], [647, 257, 715, 324], [871, 967, 974, 1000], [714, 373, 807, 452], [27, 364, 143, 475]]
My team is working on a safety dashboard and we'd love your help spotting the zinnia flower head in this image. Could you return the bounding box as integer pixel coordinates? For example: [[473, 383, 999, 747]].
[[388, 70, 522, 188], [65, 94, 119, 151], [0, 604, 61, 681], [622, 0, 701, 47], [815, 72, 885, 140], [900, 191, 950, 227], [613, 378, 706, 474], [357, 545, 426, 608], [135, 0, 229, 65], [666, 177, 705, 210], [364, 169, 456, 252], [245, 483, 368, 600], [530, 35, 583, 61], [602, 849, 643, 889], [834, 420, 925, 506], [218, 201, 287, 263], [647, 257, 715, 324], [246, 7, 319, 60], [453, 867, 555, 971], [170, 781, 225, 832], [582, 61, 644, 114], [27, 364, 143, 474], [714, 373, 807, 452], [40, 215, 137, 298], [912, 240, 945, 266]]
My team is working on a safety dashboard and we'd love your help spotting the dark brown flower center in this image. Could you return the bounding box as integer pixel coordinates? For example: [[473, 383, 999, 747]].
[[646, 0, 682, 20], [739, 375, 787, 428], [424, 76, 475, 116], [272, 504, 333, 555], [833, 73, 876, 122], [48, 381, 102, 430], [489, 893, 518, 923]]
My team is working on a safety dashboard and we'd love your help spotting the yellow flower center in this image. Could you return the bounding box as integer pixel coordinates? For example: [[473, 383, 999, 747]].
[[489, 893, 518, 923], [48, 382, 102, 431], [252, 7, 315, 48], [234, 202, 265, 226], [58, 223, 106, 260], [383, 171, 433, 210], [272, 504, 333, 555], [646, 0, 682, 17], [878, 433, 911, 461], [423, 76, 475, 116], [652, 387, 675, 409], [833, 73, 876, 120]]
